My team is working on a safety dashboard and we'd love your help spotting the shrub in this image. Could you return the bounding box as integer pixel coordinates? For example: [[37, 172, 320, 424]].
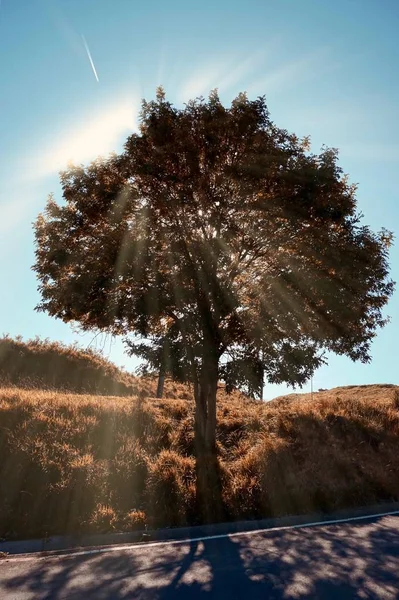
[[122, 509, 147, 531], [88, 505, 118, 533], [109, 438, 149, 510], [145, 450, 196, 527]]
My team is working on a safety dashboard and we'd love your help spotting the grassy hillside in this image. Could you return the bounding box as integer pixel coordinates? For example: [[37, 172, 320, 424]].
[[0, 335, 191, 399], [1, 380, 399, 540]]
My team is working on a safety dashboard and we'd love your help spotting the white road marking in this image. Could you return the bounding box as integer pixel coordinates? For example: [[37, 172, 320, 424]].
[[4, 509, 399, 562]]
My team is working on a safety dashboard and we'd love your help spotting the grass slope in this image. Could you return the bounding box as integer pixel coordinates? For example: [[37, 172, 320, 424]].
[[1, 380, 399, 540], [0, 335, 192, 399]]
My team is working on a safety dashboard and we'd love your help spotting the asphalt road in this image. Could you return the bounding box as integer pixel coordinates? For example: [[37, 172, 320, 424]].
[[1, 515, 399, 599]]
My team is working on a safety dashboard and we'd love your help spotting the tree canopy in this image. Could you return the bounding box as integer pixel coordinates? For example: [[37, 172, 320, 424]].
[[34, 88, 394, 520]]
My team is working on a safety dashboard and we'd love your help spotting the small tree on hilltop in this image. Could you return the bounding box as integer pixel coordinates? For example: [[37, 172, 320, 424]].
[[33, 88, 394, 522]]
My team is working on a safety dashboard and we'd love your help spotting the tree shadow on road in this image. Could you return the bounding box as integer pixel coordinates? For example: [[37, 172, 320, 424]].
[[2, 516, 399, 599]]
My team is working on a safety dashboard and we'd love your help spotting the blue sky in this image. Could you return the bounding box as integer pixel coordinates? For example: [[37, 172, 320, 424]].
[[0, 0, 398, 399]]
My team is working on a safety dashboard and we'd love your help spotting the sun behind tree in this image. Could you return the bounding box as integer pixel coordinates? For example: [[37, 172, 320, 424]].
[[33, 88, 394, 522]]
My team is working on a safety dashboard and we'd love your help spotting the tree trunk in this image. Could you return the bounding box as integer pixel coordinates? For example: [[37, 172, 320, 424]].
[[194, 353, 224, 524], [156, 370, 165, 398], [260, 350, 264, 401]]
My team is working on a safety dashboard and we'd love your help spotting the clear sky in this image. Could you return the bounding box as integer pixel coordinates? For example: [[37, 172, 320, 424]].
[[0, 0, 398, 399]]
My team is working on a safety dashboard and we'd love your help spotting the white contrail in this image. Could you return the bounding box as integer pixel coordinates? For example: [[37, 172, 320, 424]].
[[82, 34, 99, 82]]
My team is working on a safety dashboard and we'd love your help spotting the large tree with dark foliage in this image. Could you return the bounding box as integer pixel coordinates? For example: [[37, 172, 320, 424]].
[[33, 88, 394, 521]]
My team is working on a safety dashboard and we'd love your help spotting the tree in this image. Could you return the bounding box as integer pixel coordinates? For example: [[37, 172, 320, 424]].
[[33, 88, 394, 521]]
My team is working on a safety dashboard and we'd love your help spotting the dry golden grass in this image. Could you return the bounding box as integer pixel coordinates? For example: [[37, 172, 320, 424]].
[[1, 382, 399, 540], [0, 335, 197, 399]]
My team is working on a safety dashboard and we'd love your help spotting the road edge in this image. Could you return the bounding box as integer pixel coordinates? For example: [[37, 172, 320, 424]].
[[2, 501, 399, 557]]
